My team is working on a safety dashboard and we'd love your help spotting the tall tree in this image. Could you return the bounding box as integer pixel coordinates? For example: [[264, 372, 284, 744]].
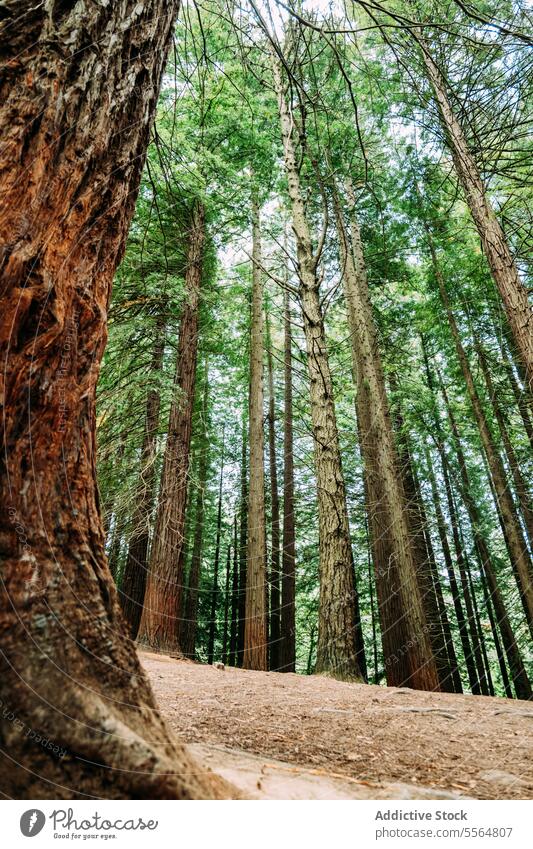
[[0, 1, 229, 798], [138, 199, 206, 652], [266, 309, 282, 670], [120, 316, 166, 638], [332, 182, 439, 690], [243, 197, 268, 671], [280, 287, 297, 673], [272, 51, 366, 681]]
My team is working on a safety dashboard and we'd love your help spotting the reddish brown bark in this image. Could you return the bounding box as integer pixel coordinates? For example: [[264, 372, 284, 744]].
[[266, 311, 281, 670], [120, 319, 166, 638], [333, 185, 438, 690], [137, 200, 205, 653], [0, 2, 231, 798], [280, 287, 297, 673], [243, 197, 267, 671]]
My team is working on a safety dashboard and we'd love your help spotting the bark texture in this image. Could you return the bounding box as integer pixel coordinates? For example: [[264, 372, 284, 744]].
[[280, 287, 296, 673], [266, 314, 281, 670], [120, 319, 165, 638], [432, 243, 533, 638], [417, 36, 533, 390], [243, 198, 267, 670], [333, 184, 439, 690], [273, 56, 364, 681], [138, 200, 205, 652], [0, 1, 231, 798]]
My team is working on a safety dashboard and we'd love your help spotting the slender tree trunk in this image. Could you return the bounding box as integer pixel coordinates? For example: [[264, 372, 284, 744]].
[[439, 378, 532, 700], [463, 546, 495, 696], [442, 451, 490, 695], [106, 429, 128, 579], [331, 183, 438, 689], [138, 200, 206, 652], [120, 319, 166, 637], [243, 197, 268, 670], [272, 56, 365, 681], [478, 555, 513, 698], [499, 337, 533, 451], [222, 543, 232, 664], [280, 287, 297, 672], [266, 312, 282, 670], [476, 340, 533, 549], [365, 513, 380, 684], [237, 419, 248, 666], [229, 516, 239, 666], [416, 36, 533, 389], [0, 2, 231, 799], [429, 234, 533, 637], [389, 381, 459, 692], [425, 452, 480, 694], [208, 434, 225, 666], [181, 365, 209, 659]]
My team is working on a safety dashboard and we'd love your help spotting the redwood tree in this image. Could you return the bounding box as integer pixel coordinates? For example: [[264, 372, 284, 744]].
[[0, 2, 230, 799]]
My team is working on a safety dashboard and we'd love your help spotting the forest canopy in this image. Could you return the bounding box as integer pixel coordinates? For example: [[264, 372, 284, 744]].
[[98, 0, 533, 694]]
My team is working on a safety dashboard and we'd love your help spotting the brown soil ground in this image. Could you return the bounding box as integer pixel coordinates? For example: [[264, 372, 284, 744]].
[[141, 650, 533, 800]]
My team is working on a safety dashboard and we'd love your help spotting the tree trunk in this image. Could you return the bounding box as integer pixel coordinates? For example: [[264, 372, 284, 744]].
[[417, 35, 533, 390], [425, 452, 480, 694], [266, 312, 282, 670], [208, 434, 225, 666], [331, 183, 438, 689], [181, 365, 209, 659], [430, 234, 533, 638], [476, 340, 533, 549], [272, 56, 365, 681], [439, 377, 532, 700], [280, 287, 297, 673], [120, 319, 166, 637], [498, 336, 533, 452], [237, 419, 248, 666], [222, 543, 232, 664], [229, 516, 239, 666], [138, 200, 205, 652], [441, 450, 490, 695], [0, 1, 231, 799], [243, 197, 267, 670], [389, 381, 460, 692]]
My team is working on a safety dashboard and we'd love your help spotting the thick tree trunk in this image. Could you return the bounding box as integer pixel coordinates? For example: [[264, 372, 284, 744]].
[[243, 198, 267, 670], [266, 313, 282, 670], [272, 57, 364, 681], [138, 200, 205, 652], [439, 378, 532, 700], [417, 36, 533, 390], [120, 319, 166, 638], [0, 2, 231, 798], [280, 287, 297, 673], [332, 185, 438, 689], [430, 236, 533, 638]]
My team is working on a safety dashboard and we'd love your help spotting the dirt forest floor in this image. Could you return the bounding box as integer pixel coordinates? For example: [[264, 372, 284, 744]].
[[141, 651, 533, 800]]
